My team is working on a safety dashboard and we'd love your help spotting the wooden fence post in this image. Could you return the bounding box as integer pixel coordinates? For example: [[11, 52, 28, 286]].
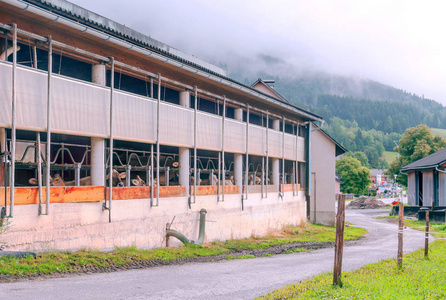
[[425, 210, 429, 258], [333, 194, 345, 285], [397, 202, 404, 269]]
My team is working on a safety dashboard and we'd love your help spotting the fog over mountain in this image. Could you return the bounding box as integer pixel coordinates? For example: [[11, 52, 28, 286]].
[[69, 0, 446, 105]]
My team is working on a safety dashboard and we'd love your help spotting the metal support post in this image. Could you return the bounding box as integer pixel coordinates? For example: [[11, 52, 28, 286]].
[[150, 144, 154, 206], [156, 74, 161, 206], [217, 153, 221, 201], [36, 132, 43, 215], [10, 24, 17, 217], [74, 163, 81, 186], [145, 166, 150, 188], [192, 87, 198, 207], [125, 165, 131, 187], [244, 105, 249, 201], [266, 111, 269, 198], [220, 96, 226, 202], [105, 57, 114, 222], [165, 167, 170, 187], [43, 34, 53, 216], [281, 117, 285, 199], [261, 157, 265, 197]]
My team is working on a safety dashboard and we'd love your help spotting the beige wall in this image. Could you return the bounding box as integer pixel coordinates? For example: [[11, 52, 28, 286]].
[[310, 124, 336, 226], [1, 191, 306, 251]]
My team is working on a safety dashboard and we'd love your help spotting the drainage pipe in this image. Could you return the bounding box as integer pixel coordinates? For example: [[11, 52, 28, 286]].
[[166, 209, 207, 245]]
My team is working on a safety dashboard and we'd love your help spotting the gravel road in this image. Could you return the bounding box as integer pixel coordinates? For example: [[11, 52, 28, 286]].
[[1, 209, 428, 300]]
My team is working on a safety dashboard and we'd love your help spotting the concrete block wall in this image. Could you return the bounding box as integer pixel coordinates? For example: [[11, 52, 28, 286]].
[[1, 191, 306, 251]]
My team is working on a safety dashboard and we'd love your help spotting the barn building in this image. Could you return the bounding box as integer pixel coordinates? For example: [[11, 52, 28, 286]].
[[0, 0, 344, 251]]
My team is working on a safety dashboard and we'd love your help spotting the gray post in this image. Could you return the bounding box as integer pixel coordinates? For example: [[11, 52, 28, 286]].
[[244, 105, 249, 200], [37, 132, 43, 215], [179, 90, 190, 196], [266, 111, 269, 197], [221, 96, 226, 202], [272, 119, 280, 188], [125, 165, 131, 187], [156, 74, 161, 206], [91, 137, 105, 186], [234, 108, 243, 191], [282, 117, 285, 196], [44, 34, 52, 216], [10, 24, 18, 217], [91, 64, 106, 186], [193, 87, 198, 205], [107, 57, 114, 222], [74, 163, 81, 186]]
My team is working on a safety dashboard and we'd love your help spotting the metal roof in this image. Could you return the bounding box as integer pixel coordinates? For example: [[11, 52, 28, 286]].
[[16, 0, 323, 122], [400, 147, 446, 172]]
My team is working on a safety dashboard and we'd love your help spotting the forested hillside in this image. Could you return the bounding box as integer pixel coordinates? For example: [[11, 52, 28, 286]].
[[231, 70, 446, 169]]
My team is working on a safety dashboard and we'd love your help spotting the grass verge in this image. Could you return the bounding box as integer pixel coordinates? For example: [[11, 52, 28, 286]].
[[0, 223, 366, 277], [259, 217, 446, 299]]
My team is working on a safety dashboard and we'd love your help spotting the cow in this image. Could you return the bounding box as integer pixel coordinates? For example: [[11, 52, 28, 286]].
[[153, 171, 178, 186], [201, 174, 233, 186], [28, 169, 125, 187], [248, 174, 262, 185], [190, 176, 202, 185], [131, 175, 146, 186]]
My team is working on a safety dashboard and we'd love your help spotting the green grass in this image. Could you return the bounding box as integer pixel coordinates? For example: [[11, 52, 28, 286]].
[[259, 218, 446, 299], [259, 240, 446, 299], [381, 151, 398, 165], [0, 223, 366, 277], [225, 254, 255, 260], [431, 127, 446, 138]]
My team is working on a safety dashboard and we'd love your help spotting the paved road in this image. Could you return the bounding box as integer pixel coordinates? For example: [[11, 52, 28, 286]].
[[1, 209, 428, 300]]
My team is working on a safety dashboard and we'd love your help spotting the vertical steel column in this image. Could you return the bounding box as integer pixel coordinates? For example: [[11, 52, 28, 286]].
[[266, 111, 269, 198], [156, 74, 161, 206], [74, 163, 81, 186], [220, 96, 226, 202], [107, 57, 114, 222], [244, 105, 249, 201], [9, 24, 17, 217], [217, 153, 221, 200], [261, 157, 265, 197], [150, 78, 153, 98], [44, 35, 53, 216], [37, 132, 43, 215], [281, 117, 285, 199], [150, 144, 154, 206], [293, 124, 297, 196], [125, 165, 131, 187], [32, 46, 38, 69], [192, 87, 197, 206]]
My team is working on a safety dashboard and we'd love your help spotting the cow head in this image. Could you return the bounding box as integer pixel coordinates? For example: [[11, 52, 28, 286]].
[[131, 175, 146, 186], [28, 174, 65, 186], [106, 169, 125, 187]]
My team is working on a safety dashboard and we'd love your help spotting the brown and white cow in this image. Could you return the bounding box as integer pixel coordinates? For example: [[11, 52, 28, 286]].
[[28, 169, 125, 187]]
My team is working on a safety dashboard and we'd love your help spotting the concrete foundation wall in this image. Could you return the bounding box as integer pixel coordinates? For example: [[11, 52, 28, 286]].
[[1, 191, 306, 251]]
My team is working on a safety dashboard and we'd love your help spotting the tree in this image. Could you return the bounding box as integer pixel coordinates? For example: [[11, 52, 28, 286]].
[[387, 124, 446, 186], [336, 156, 371, 196], [345, 151, 369, 168]]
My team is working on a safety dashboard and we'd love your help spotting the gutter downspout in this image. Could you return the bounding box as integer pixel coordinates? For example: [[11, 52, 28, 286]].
[[166, 209, 207, 245]]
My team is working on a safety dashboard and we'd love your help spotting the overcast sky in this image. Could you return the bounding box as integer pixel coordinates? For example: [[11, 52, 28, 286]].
[[69, 0, 446, 105]]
